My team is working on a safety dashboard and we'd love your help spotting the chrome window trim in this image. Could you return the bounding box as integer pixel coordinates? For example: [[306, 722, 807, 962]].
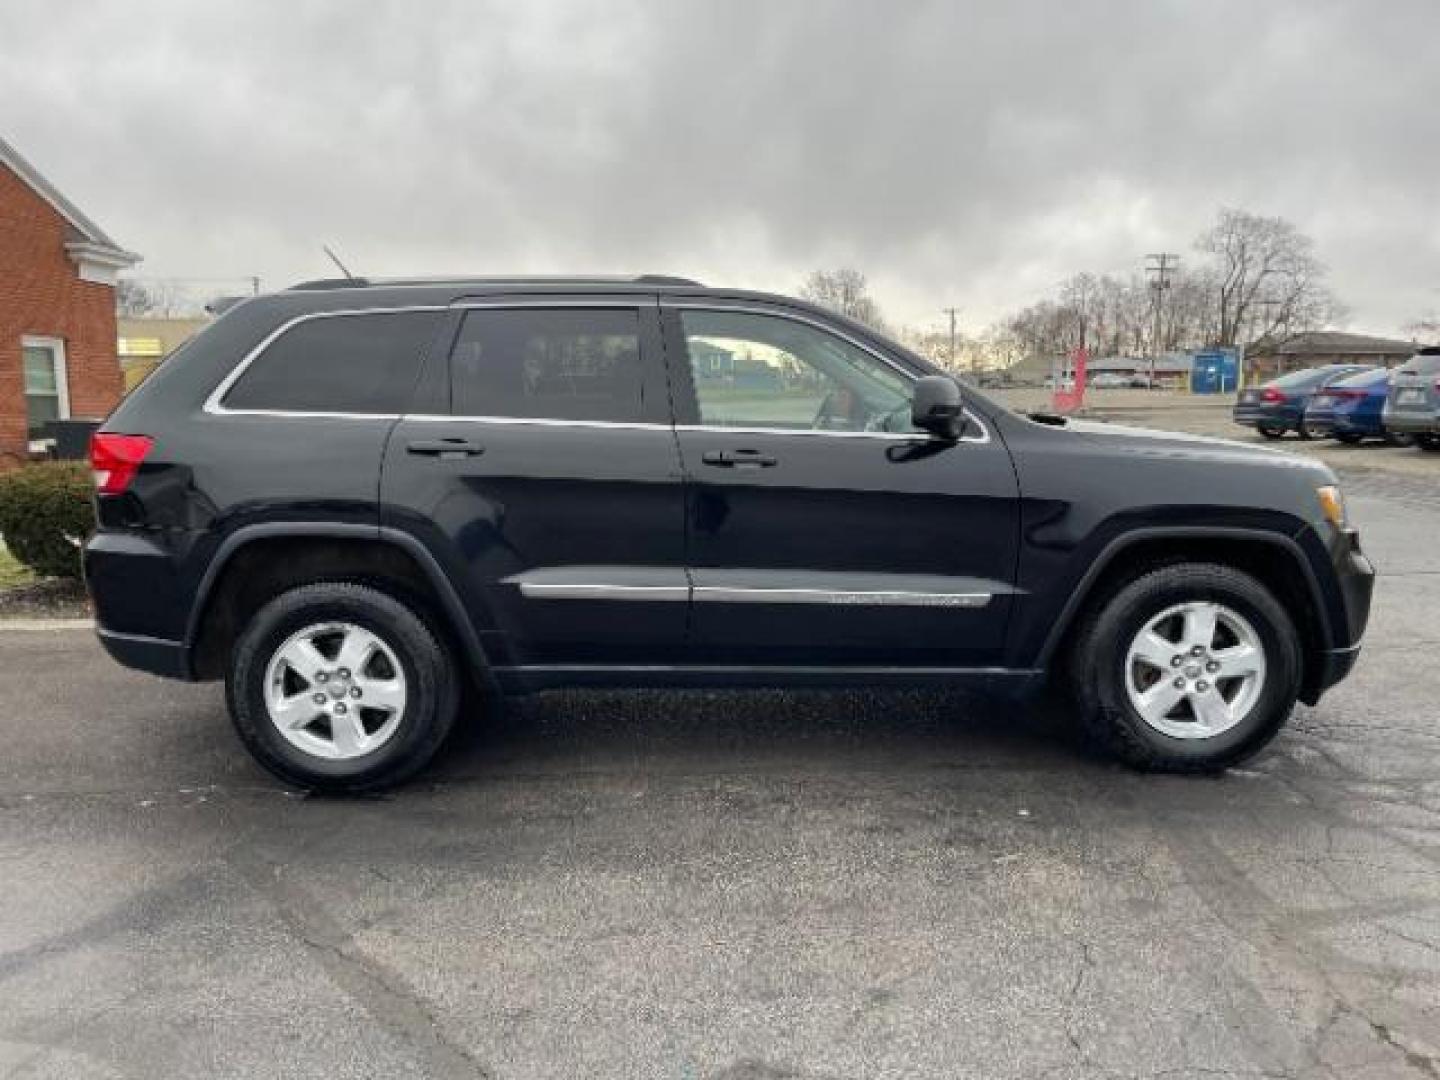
[[201, 299, 990, 446], [203, 305, 450, 417], [403, 413, 673, 432], [663, 300, 989, 444]]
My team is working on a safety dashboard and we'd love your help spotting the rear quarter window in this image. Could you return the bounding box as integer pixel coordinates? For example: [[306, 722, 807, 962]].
[[221, 310, 443, 414]]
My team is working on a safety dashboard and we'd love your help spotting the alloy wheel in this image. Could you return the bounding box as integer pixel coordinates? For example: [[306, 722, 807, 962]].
[[262, 621, 408, 760], [1123, 601, 1267, 740]]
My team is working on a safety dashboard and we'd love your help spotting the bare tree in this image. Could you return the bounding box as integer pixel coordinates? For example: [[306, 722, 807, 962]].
[[799, 268, 888, 331], [1196, 208, 1338, 347]]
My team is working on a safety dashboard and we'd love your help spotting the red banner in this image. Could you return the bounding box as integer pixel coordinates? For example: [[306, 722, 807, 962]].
[[1051, 347, 1088, 413]]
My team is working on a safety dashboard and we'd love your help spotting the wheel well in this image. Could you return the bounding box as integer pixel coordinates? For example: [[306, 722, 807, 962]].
[[190, 536, 474, 682], [1051, 535, 1327, 700]]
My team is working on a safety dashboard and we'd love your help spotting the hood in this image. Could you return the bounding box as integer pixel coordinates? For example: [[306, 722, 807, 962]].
[[1052, 416, 1336, 480]]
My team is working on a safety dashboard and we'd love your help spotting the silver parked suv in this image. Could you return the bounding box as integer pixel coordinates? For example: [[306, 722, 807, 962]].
[[1383, 346, 1440, 451]]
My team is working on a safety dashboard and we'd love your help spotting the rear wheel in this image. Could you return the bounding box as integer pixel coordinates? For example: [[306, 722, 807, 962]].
[[227, 582, 459, 793], [1383, 431, 1414, 448], [1417, 434, 1440, 453], [1334, 432, 1363, 445], [1257, 425, 1286, 440], [1069, 563, 1301, 772]]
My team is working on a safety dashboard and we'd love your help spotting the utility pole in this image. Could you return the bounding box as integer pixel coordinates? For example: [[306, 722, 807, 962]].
[[1244, 297, 1283, 389], [1146, 254, 1179, 385], [942, 307, 960, 371]]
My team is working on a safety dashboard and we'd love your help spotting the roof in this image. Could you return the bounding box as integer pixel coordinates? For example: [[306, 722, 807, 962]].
[[0, 134, 140, 269], [1260, 330, 1417, 356], [289, 274, 702, 291]]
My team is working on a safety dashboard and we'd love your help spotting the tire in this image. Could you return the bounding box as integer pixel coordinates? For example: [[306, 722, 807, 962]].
[[1257, 425, 1286, 440], [1383, 431, 1414, 448], [1418, 434, 1440, 453], [1068, 563, 1302, 773], [226, 582, 459, 793], [1334, 432, 1363, 445]]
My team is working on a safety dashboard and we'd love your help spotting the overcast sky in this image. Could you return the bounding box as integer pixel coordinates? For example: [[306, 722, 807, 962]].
[[3, 0, 1436, 335]]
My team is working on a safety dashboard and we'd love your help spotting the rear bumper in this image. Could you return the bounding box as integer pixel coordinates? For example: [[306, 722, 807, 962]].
[[1233, 405, 1297, 429], [96, 627, 192, 680], [1382, 410, 1439, 434]]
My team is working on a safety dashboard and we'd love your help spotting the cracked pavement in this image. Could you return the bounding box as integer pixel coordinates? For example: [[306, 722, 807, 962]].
[[1, 470, 1437, 1078]]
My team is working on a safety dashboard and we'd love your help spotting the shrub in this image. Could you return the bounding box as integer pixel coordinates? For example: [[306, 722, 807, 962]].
[[0, 462, 94, 580]]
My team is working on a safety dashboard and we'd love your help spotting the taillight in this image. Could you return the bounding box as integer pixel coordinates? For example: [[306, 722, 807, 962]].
[[1331, 389, 1365, 400], [1261, 388, 1286, 403], [90, 433, 153, 495]]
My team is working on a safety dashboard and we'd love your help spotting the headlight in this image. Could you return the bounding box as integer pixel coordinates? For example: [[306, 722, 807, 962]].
[[1316, 485, 1347, 528]]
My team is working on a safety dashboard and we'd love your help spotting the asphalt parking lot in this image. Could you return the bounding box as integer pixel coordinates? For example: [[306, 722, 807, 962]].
[[1, 472, 1437, 1079]]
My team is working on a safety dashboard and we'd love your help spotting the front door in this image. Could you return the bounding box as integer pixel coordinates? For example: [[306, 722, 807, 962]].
[[662, 301, 1019, 668], [381, 296, 688, 670]]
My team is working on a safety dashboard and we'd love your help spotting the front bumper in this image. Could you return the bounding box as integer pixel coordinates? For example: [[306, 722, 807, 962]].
[[1300, 523, 1374, 702]]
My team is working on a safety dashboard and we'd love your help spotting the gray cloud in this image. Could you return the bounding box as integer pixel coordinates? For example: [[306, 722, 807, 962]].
[[3, 0, 1436, 333]]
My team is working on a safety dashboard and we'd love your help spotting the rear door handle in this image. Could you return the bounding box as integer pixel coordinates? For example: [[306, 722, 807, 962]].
[[702, 449, 777, 468], [406, 437, 485, 458]]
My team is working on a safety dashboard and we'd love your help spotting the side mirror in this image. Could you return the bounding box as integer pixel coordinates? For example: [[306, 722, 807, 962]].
[[911, 375, 964, 441]]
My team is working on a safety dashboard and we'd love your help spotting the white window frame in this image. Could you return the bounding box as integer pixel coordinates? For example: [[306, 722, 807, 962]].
[[20, 335, 71, 450]]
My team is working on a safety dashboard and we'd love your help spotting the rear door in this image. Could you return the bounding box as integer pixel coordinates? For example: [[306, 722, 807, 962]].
[[661, 299, 1019, 669], [380, 296, 689, 669]]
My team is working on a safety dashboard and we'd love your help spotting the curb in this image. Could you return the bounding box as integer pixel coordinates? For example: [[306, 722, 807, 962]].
[[0, 618, 95, 630]]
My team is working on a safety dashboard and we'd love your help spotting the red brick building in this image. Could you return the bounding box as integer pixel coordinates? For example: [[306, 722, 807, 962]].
[[0, 136, 139, 465]]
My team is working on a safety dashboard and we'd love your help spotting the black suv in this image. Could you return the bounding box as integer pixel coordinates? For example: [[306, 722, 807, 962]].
[[86, 277, 1374, 791]]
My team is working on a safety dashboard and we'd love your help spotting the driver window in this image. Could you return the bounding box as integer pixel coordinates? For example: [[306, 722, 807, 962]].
[[679, 309, 916, 432]]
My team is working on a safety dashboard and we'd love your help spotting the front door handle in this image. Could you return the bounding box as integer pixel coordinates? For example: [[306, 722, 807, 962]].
[[702, 449, 778, 468], [406, 437, 485, 458]]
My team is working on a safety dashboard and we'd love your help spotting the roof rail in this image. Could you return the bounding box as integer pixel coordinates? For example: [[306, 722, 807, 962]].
[[290, 277, 371, 290], [288, 273, 702, 292]]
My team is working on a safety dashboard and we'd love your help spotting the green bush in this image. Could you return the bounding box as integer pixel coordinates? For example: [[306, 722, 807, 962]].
[[0, 462, 94, 580]]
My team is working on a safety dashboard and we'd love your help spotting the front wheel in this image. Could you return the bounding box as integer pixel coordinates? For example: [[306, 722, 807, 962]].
[[1257, 425, 1286, 440], [1334, 432, 1363, 445], [1068, 563, 1302, 772], [1418, 434, 1440, 453], [227, 582, 459, 793], [1383, 431, 1414, 448]]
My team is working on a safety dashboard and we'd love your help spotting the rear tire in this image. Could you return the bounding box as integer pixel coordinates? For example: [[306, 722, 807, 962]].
[[1383, 431, 1414, 448], [1257, 425, 1286, 440], [227, 582, 459, 793], [1334, 432, 1363, 445], [1068, 563, 1302, 773], [1417, 434, 1440, 453]]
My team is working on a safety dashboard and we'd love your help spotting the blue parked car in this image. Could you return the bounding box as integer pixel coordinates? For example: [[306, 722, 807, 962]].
[[1233, 364, 1376, 439], [1304, 367, 1414, 446]]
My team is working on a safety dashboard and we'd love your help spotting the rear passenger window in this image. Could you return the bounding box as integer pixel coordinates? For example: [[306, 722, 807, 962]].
[[223, 311, 442, 414], [450, 308, 644, 422]]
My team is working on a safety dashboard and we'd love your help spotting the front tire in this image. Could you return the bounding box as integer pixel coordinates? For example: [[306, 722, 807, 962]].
[[1417, 434, 1440, 453], [1334, 432, 1363, 445], [1257, 425, 1286, 440], [1383, 431, 1414, 448], [1068, 563, 1302, 772], [227, 582, 459, 793]]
